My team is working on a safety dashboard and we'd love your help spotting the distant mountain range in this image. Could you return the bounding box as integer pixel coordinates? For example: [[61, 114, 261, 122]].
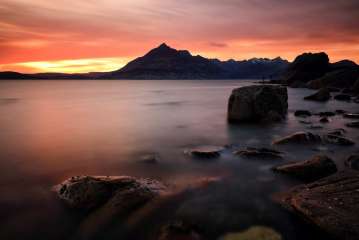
[[0, 43, 289, 80]]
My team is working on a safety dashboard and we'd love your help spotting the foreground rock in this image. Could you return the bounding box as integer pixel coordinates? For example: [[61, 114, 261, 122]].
[[235, 147, 283, 159], [345, 155, 359, 170], [219, 226, 282, 240], [273, 171, 359, 240], [273, 155, 337, 182], [227, 85, 288, 123], [346, 121, 359, 128], [304, 88, 331, 101], [54, 176, 167, 210], [273, 132, 321, 145], [187, 146, 224, 158]]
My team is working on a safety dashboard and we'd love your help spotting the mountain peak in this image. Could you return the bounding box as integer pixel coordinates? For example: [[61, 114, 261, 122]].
[[158, 43, 171, 49]]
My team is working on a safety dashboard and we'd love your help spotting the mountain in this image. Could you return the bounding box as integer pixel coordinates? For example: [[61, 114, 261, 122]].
[[0, 43, 290, 80], [280, 52, 359, 89]]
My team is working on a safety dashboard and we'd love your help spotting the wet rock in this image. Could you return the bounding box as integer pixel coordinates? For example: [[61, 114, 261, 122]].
[[219, 226, 282, 240], [187, 146, 224, 158], [273, 155, 337, 182], [227, 85, 288, 123], [343, 113, 359, 119], [235, 147, 283, 159], [158, 221, 203, 240], [328, 128, 346, 136], [346, 121, 359, 128], [299, 120, 312, 124], [139, 153, 159, 164], [335, 109, 347, 114], [273, 171, 359, 240], [304, 88, 331, 102], [54, 176, 166, 210], [294, 110, 312, 117], [345, 155, 359, 170], [324, 134, 355, 146], [334, 94, 352, 101], [273, 132, 321, 145], [319, 117, 330, 123], [318, 111, 335, 117], [307, 125, 323, 129]]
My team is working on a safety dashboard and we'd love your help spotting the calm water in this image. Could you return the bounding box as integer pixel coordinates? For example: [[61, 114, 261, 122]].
[[0, 80, 358, 240]]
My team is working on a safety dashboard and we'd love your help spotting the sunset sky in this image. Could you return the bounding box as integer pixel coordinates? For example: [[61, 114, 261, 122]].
[[0, 0, 359, 73]]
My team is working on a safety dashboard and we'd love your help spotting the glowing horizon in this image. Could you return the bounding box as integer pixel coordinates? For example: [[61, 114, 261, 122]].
[[1, 0, 359, 73]]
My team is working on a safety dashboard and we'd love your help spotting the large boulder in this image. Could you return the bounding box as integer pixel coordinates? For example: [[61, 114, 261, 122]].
[[281, 52, 330, 86], [54, 176, 167, 210], [273, 155, 337, 182], [227, 85, 288, 123], [273, 171, 359, 240]]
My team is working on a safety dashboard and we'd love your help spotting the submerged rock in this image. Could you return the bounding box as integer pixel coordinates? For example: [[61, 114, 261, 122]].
[[227, 85, 288, 123], [346, 121, 359, 128], [219, 226, 282, 240], [54, 176, 166, 210], [273, 155, 337, 182], [343, 113, 359, 119], [324, 134, 355, 146], [187, 146, 224, 158], [158, 221, 203, 240], [273, 171, 359, 240], [304, 88, 331, 101], [345, 155, 359, 170], [294, 110, 312, 117], [235, 147, 283, 159], [273, 132, 321, 145], [334, 94, 352, 101], [139, 153, 159, 164], [319, 117, 330, 123]]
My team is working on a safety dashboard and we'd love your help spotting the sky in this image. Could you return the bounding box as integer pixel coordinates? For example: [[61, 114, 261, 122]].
[[0, 0, 359, 73]]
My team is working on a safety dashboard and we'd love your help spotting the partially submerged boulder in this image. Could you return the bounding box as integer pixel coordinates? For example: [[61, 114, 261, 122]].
[[324, 134, 355, 146], [227, 85, 288, 123], [186, 145, 224, 158], [273, 155, 337, 182], [219, 226, 282, 240], [304, 88, 331, 101], [343, 113, 359, 119], [273, 132, 321, 145], [334, 94, 352, 101], [54, 176, 167, 210], [273, 171, 359, 240], [294, 110, 312, 117], [235, 147, 283, 159]]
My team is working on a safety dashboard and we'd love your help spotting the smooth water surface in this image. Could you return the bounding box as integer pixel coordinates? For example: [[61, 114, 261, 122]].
[[0, 80, 358, 240]]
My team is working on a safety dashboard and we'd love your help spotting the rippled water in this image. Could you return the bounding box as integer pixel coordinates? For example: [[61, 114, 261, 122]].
[[0, 80, 358, 240]]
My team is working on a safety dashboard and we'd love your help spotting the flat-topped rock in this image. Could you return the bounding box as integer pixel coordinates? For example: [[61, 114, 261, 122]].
[[227, 85, 288, 123], [273, 132, 321, 145], [273, 171, 359, 240], [187, 145, 224, 158], [273, 155, 337, 182], [235, 147, 283, 159]]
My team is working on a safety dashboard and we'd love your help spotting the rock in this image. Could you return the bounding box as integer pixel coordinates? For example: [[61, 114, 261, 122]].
[[53, 176, 166, 210], [273, 171, 359, 240], [354, 78, 359, 95], [235, 147, 283, 159], [307, 68, 359, 90], [319, 117, 330, 123], [273, 132, 321, 145], [335, 109, 347, 114], [219, 226, 282, 240], [345, 155, 359, 170], [299, 120, 312, 124], [158, 221, 203, 240], [318, 111, 335, 117], [304, 88, 331, 101], [334, 94, 352, 101], [343, 113, 359, 119], [139, 153, 159, 164], [281, 52, 330, 86], [328, 129, 346, 136], [227, 85, 288, 123], [294, 110, 312, 117], [273, 155, 337, 182], [187, 146, 224, 158], [307, 125, 323, 129], [346, 121, 359, 128], [324, 134, 355, 146]]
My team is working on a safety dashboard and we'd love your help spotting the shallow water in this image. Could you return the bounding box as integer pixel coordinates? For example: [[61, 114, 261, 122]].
[[0, 80, 358, 240]]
